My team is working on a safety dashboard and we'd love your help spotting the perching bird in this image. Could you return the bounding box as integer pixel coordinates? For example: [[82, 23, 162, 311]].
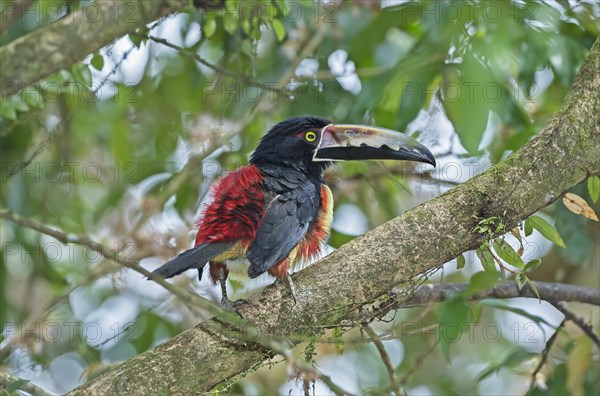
[[152, 116, 435, 309]]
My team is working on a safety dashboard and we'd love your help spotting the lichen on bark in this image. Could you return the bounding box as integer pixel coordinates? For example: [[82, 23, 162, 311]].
[[69, 39, 599, 395]]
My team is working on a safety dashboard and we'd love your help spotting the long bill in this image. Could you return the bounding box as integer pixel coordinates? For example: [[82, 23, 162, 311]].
[[313, 124, 436, 167]]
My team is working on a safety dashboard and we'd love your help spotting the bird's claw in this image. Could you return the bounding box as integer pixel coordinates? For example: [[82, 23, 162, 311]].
[[220, 297, 248, 317], [274, 277, 298, 305]]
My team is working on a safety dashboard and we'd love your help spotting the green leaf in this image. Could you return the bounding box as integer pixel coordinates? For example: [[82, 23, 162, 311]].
[[438, 295, 469, 362], [567, 336, 592, 395], [24, 87, 44, 108], [463, 271, 500, 297], [272, 19, 286, 42], [471, 302, 483, 323], [241, 20, 251, 35], [477, 349, 537, 381], [91, 52, 104, 71], [204, 18, 217, 38], [524, 219, 533, 237], [515, 273, 526, 289], [588, 176, 600, 203], [441, 53, 499, 154], [480, 300, 553, 328], [5, 379, 31, 393], [228, 278, 244, 291], [129, 33, 144, 48], [527, 278, 541, 302], [332, 326, 344, 355], [493, 238, 525, 269], [456, 254, 466, 270], [528, 215, 566, 248], [523, 258, 542, 273], [0, 100, 17, 120], [224, 13, 237, 35], [476, 245, 496, 273], [13, 98, 29, 112]]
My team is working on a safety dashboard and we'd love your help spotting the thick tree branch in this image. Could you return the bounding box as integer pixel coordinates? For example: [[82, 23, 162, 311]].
[[0, 0, 188, 98], [67, 38, 600, 394], [142, 33, 283, 93]]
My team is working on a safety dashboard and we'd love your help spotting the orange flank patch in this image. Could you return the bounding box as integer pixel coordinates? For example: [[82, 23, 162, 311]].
[[209, 262, 228, 285], [268, 256, 292, 279], [296, 184, 334, 262]]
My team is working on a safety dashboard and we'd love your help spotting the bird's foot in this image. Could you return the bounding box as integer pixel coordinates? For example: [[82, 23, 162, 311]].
[[220, 296, 248, 317], [216, 266, 247, 315], [274, 277, 298, 305]]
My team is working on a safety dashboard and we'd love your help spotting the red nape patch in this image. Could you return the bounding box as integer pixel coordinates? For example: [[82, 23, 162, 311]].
[[195, 165, 265, 246]]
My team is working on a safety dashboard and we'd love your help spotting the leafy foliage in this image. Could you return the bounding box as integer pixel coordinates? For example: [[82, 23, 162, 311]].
[[0, 1, 598, 394]]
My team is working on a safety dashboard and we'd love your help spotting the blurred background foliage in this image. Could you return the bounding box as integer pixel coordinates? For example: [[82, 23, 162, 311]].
[[0, 0, 598, 394]]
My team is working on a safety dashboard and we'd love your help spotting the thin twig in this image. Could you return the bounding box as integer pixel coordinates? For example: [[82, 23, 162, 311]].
[[6, 134, 52, 177], [120, 157, 197, 244], [143, 34, 282, 93], [0, 208, 239, 359], [6, 40, 142, 180], [552, 302, 600, 348], [398, 341, 438, 386], [527, 319, 565, 394], [487, 246, 518, 274], [0, 207, 355, 396], [123, 23, 331, 245], [121, 129, 235, 242], [91, 43, 137, 95], [362, 323, 402, 396], [315, 372, 353, 396]]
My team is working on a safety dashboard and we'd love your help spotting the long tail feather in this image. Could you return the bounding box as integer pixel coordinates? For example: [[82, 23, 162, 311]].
[[152, 241, 236, 279]]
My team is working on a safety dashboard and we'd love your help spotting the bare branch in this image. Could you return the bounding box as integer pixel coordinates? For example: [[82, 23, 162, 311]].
[[387, 282, 600, 309], [0, 208, 357, 396], [362, 323, 402, 396], [0, 208, 242, 359], [528, 320, 565, 394], [142, 34, 283, 94], [552, 302, 600, 348]]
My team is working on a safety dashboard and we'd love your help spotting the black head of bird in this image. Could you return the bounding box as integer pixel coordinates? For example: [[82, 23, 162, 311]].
[[250, 115, 436, 177]]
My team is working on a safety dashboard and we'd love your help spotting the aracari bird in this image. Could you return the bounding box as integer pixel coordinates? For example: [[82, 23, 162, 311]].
[[152, 116, 435, 309]]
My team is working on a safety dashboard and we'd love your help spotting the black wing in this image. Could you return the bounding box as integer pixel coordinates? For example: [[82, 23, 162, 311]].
[[152, 241, 236, 279], [246, 182, 320, 278]]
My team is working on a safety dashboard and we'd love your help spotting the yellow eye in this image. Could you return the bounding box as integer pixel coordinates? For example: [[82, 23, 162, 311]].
[[305, 131, 317, 142]]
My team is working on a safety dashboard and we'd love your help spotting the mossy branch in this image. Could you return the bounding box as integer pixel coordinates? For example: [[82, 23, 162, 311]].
[[67, 38, 600, 394], [0, 0, 189, 98]]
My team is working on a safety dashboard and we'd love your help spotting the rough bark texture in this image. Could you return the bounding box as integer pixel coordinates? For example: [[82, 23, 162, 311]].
[[70, 38, 600, 395], [0, 0, 188, 98]]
